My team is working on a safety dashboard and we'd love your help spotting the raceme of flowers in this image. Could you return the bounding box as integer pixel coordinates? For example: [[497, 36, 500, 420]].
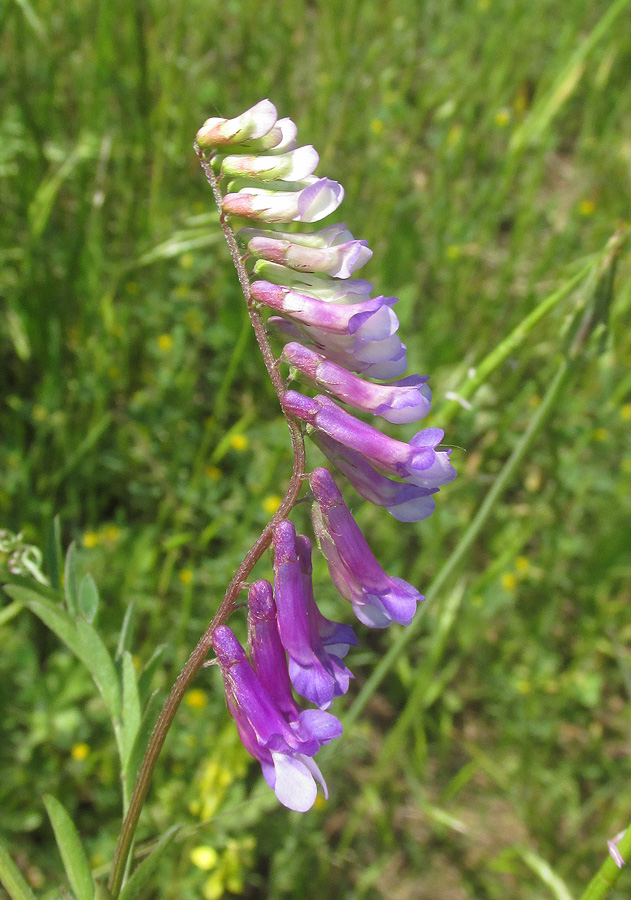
[[198, 100, 456, 811]]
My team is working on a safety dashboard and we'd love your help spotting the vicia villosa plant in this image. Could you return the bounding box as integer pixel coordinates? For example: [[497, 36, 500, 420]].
[[194, 99, 456, 812]]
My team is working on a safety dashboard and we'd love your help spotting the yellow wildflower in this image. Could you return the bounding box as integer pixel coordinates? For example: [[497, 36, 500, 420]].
[[185, 689, 208, 709], [501, 572, 517, 592], [71, 743, 90, 762], [179, 568, 194, 585], [82, 532, 99, 549], [230, 434, 248, 451], [262, 495, 282, 515], [190, 846, 218, 871], [157, 334, 173, 352]]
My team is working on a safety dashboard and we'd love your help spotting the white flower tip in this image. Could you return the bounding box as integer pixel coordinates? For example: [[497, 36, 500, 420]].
[[196, 99, 278, 148]]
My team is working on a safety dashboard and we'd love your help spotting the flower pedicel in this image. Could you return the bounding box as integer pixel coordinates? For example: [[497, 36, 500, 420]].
[[197, 100, 455, 810]]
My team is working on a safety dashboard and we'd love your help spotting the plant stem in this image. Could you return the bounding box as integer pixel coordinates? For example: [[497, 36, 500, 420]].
[[579, 825, 631, 900], [107, 144, 306, 899]]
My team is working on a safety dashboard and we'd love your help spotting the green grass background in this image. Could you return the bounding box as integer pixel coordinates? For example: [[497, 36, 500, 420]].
[[1, 0, 631, 897]]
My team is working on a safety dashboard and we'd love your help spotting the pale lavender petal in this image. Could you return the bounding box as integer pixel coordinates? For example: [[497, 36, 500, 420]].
[[223, 177, 343, 224], [245, 235, 372, 278], [270, 751, 318, 812]]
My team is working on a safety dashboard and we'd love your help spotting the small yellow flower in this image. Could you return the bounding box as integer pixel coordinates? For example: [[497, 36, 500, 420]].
[[478, 0, 490, 9], [174, 284, 191, 300], [82, 532, 99, 549], [447, 124, 462, 147], [206, 465, 222, 481], [190, 846, 218, 871], [230, 434, 248, 452], [157, 334, 173, 352], [516, 680, 531, 694], [495, 108, 511, 127], [501, 572, 517, 592], [313, 794, 327, 810], [185, 689, 208, 710], [370, 118, 383, 135], [593, 427, 609, 442], [102, 525, 122, 543], [32, 405, 48, 422], [515, 556, 530, 574], [579, 200, 595, 217], [71, 743, 90, 761], [620, 404, 631, 421], [529, 394, 541, 408], [179, 568, 194, 586], [262, 495, 282, 515], [446, 244, 460, 261], [180, 253, 195, 269]]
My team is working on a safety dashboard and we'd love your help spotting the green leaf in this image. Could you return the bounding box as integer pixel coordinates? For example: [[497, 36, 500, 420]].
[[64, 543, 79, 616], [43, 515, 63, 592], [137, 645, 166, 706], [4, 586, 84, 658], [121, 651, 142, 767], [116, 603, 136, 661], [75, 618, 122, 721], [0, 840, 38, 900], [78, 574, 99, 623], [5, 588, 122, 723], [43, 795, 95, 900], [118, 827, 179, 900], [126, 690, 163, 788]]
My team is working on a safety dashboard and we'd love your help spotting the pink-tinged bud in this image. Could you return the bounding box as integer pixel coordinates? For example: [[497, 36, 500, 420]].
[[283, 342, 431, 423], [245, 234, 372, 278], [222, 177, 344, 224], [309, 468, 423, 628], [196, 99, 278, 149], [220, 146, 319, 181]]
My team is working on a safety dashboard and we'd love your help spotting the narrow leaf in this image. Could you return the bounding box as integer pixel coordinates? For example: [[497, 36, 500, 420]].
[[75, 619, 122, 721], [78, 574, 100, 623], [43, 795, 95, 900], [137, 645, 166, 706], [116, 603, 136, 661], [43, 515, 63, 591], [118, 827, 179, 900], [121, 652, 142, 767], [5, 587, 83, 658], [64, 543, 79, 616], [0, 841, 38, 900]]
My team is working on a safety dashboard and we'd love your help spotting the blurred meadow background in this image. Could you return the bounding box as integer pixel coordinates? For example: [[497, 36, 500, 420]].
[[2, 0, 631, 898]]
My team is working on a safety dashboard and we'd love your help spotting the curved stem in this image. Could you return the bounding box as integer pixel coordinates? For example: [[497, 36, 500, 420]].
[[107, 145, 306, 898]]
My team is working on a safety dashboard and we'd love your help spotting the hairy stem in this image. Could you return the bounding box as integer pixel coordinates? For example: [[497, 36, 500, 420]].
[[107, 144, 306, 899]]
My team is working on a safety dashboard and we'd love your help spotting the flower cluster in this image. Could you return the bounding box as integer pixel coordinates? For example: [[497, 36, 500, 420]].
[[198, 100, 455, 810]]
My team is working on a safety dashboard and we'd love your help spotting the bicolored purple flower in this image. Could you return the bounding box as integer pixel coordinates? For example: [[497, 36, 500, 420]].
[[212, 624, 341, 811], [273, 520, 355, 710], [239, 229, 372, 278], [313, 431, 438, 522], [283, 391, 456, 487], [251, 281, 397, 338], [309, 468, 423, 627], [283, 342, 431, 423], [223, 177, 344, 224]]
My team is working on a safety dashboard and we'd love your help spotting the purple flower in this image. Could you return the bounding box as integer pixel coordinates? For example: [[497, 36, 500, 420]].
[[241, 232, 372, 278], [273, 520, 355, 710], [222, 177, 344, 223], [282, 342, 431, 423], [313, 431, 438, 522], [212, 624, 341, 811], [309, 468, 424, 627], [251, 281, 398, 338], [283, 391, 456, 487]]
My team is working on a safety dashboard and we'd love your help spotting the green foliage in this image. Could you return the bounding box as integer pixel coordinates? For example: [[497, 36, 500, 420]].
[[1, 0, 631, 898]]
